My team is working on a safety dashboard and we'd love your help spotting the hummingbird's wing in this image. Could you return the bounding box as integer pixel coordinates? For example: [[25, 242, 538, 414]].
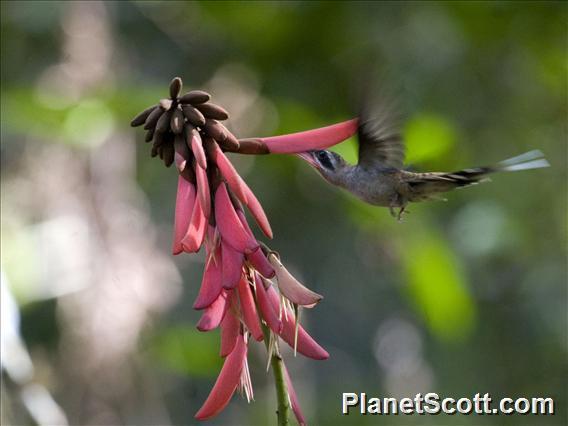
[[357, 96, 405, 170]]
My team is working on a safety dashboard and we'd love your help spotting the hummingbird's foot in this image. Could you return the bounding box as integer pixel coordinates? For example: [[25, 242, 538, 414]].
[[389, 206, 397, 218], [397, 207, 409, 222]]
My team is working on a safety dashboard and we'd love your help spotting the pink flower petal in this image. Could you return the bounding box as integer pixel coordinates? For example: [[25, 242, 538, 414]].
[[221, 241, 244, 289], [205, 140, 272, 240], [197, 289, 230, 331], [194, 333, 247, 420], [181, 194, 207, 253], [246, 247, 275, 278], [189, 128, 207, 170], [242, 184, 273, 239], [172, 176, 196, 255], [204, 224, 218, 253], [206, 139, 248, 203], [268, 254, 322, 307], [195, 163, 211, 219], [237, 276, 264, 341], [249, 118, 359, 153], [266, 286, 329, 360], [215, 183, 259, 253], [254, 275, 282, 334], [193, 249, 223, 310], [283, 364, 307, 426], [220, 308, 240, 357], [236, 209, 254, 237]]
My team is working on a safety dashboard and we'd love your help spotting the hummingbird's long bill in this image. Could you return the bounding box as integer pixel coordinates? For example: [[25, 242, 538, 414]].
[[296, 152, 319, 168]]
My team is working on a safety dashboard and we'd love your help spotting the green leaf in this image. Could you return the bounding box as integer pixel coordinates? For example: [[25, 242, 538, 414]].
[[404, 113, 456, 164], [402, 229, 476, 341]]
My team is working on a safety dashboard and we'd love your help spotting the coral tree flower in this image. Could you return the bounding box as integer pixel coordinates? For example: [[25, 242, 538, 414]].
[[238, 118, 358, 154], [194, 332, 249, 420], [131, 77, 355, 424]]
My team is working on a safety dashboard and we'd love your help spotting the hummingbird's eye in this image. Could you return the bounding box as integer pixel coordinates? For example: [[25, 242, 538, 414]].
[[315, 151, 334, 170]]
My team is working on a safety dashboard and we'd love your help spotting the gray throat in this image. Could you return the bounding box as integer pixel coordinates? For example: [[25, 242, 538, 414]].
[[322, 164, 359, 190]]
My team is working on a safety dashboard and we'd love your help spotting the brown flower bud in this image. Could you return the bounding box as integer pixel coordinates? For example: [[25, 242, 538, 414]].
[[144, 106, 164, 130], [174, 133, 191, 172], [203, 119, 228, 142], [156, 110, 173, 134], [163, 142, 175, 167], [234, 138, 270, 155], [180, 166, 196, 184], [169, 77, 183, 99], [145, 128, 155, 142], [216, 130, 240, 151], [195, 102, 229, 120], [181, 105, 206, 127], [170, 108, 184, 134], [221, 127, 240, 150], [160, 98, 173, 111], [201, 135, 215, 155], [153, 130, 168, 147], [131, 105, 157, 127], [178, 90, 210, 105], [151, 144, 159, 158], [203, 120, 239, 151]]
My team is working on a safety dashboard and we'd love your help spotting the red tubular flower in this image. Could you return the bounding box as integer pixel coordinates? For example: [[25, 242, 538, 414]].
[[214, 182, 259, 253], [268, 253, 322, 307], [220, 306, 240, 357], [283, 364, 307, 426], [220, 241, 244, 289], [205, 137, 248, 203], [188, 127, 208, 169], [237, 276, 264, 341], [266, 285, 329, 360], [242, 185, 273, 239], [237, 211, 275, 278], [193, 244, 223, 310], [246, 247, 275, 279], [239, 118, 359, 154], [194, 333, 248, 421], [195, 163, 211, 219], [236, 209, 254, 236], [196, 289, 229, 332], [172, 175, 196, 255], [254, 274, 282, 334], [181, 193, 206, 253]]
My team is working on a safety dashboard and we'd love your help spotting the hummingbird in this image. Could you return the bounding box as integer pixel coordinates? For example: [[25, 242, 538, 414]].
[[296, 112, 550, 221]]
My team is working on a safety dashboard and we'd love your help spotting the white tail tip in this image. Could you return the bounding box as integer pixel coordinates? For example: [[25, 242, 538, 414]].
[[501, 158, 550, 172], [498, 150, 549, 172]]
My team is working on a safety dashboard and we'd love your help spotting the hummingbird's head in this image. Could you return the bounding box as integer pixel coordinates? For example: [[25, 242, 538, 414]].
[[297, 150, 348, 185]]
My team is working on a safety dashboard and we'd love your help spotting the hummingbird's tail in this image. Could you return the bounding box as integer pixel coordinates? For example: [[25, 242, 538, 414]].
[[494, 149, 550, 172], [442, 150, 550, 185], [405, 150, 549, 201]]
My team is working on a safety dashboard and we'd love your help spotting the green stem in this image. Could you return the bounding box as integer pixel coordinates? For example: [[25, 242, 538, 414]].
[[262, 323, 290, 426]]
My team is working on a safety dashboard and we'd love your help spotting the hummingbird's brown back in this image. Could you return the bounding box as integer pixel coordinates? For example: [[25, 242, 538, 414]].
[[398, 168, 491, 202]]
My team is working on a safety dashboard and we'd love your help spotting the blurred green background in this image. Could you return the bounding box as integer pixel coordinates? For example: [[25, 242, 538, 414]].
[[1, 1, 566, 425]]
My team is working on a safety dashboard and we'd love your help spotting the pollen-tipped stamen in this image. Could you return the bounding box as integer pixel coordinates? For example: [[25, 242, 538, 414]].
[[293, 303, 300, 357]]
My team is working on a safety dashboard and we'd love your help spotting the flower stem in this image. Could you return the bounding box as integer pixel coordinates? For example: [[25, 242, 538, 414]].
[[261, 323, 290, 426]]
